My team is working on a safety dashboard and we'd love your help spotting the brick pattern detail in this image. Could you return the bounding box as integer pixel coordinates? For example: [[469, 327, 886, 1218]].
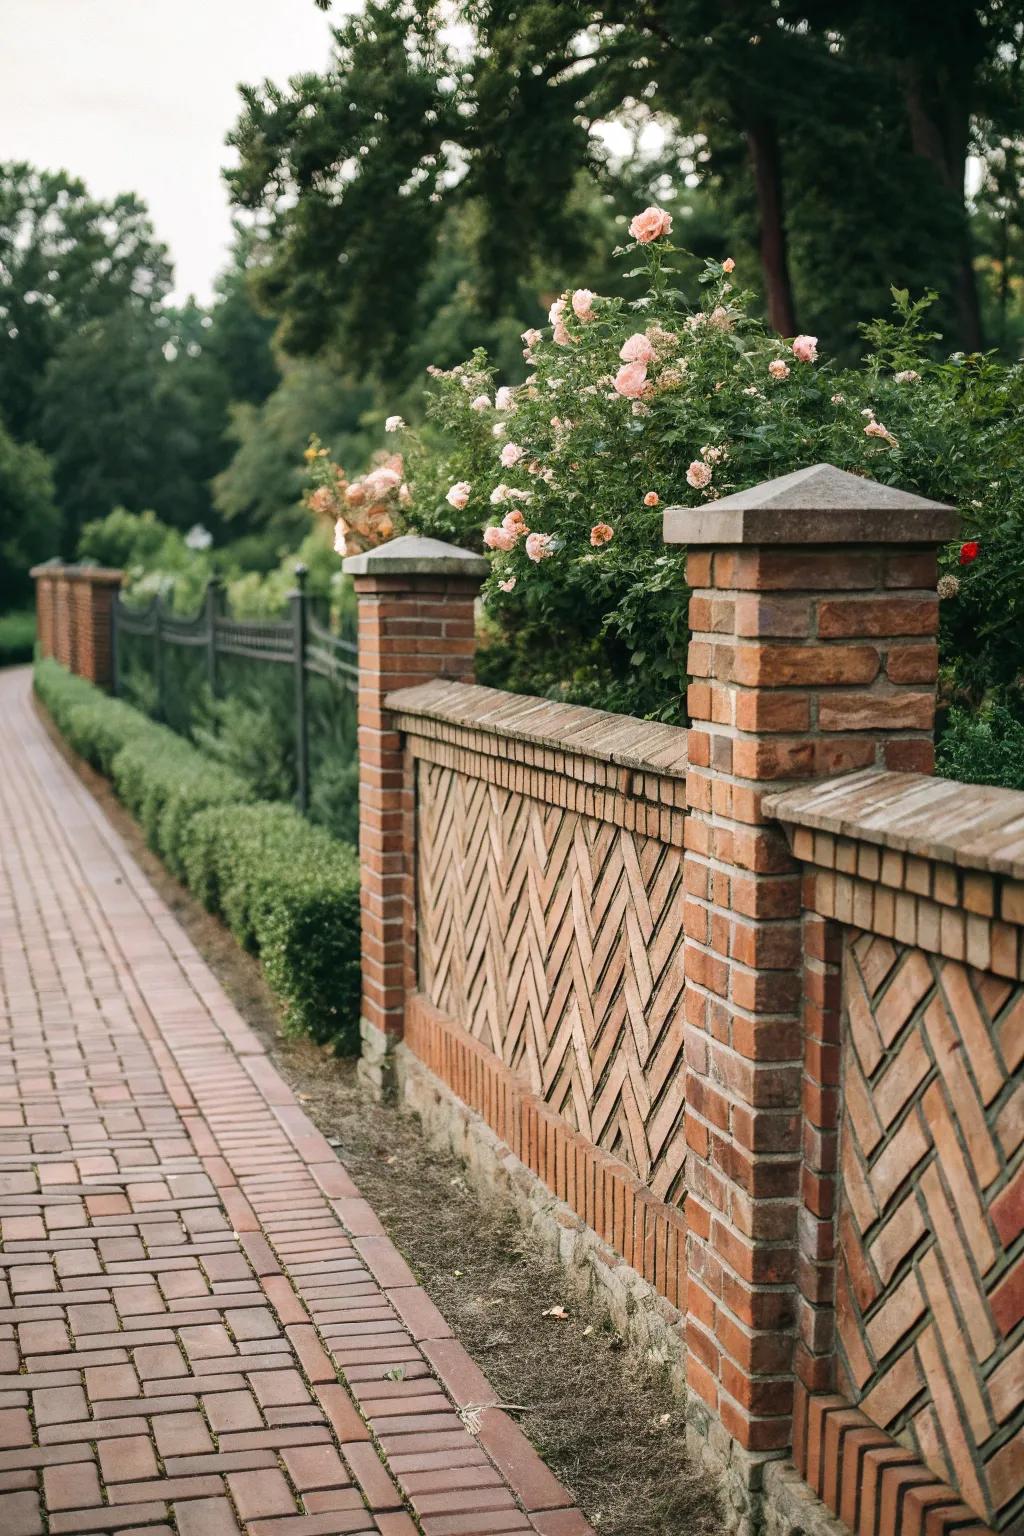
[[405, 994, 687, 1309], [353, 573, 479, 1042], [794, 1386, 997, 1536], [2, 670, 590, 1536], [831, 939, 1023, 1530], [683, 544, 943, 1455], [411, 746, 688, 1199], [31, 565, 123, 687]]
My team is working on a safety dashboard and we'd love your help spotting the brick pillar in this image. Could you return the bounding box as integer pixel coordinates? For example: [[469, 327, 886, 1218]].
[[69, 568, 123, 686], [30, 566, 57, 658], [343, 534, 487, 1097], [54, 571, 73, 670], [664, 465, 957, 1464]]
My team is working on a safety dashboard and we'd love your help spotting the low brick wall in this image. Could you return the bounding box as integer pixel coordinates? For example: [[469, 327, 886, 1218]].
[[344, 477, 1020, 1536], [31, 563, 123, 687], [770, 770, 1023, 1535]]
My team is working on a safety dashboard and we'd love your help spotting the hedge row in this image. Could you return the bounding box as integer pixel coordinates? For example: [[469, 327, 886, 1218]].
[[34, 659, 361, 1050]]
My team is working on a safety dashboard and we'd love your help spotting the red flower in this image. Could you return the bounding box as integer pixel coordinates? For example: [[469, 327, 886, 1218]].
[[959, 541, 980, 566]]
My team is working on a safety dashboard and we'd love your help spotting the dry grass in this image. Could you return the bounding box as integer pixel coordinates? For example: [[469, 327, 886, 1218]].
[[43, 706, 722, 1536]]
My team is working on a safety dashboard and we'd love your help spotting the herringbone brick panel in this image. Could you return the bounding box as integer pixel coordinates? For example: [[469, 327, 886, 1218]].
[[836, 934, 1024, 1530], [416, 761, 688, 1203]]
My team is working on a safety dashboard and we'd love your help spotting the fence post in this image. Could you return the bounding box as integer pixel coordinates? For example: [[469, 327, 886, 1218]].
[[205, 575, 222, 697], [111, 589, 120, 696], [153, 595, 165, 721], [342, 534, 487, 1099], [290, 563, 310, 815], [664, 464, 956, 1491]]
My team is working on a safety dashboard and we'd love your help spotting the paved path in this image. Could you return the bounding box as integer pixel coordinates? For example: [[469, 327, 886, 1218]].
[[0, 669, 590, 1536]]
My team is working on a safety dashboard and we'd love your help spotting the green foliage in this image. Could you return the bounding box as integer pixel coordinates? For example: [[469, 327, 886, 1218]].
[[193, 689, 296, 803], [404, 237, 1024, 736], [0, 609, 35, 667], [936, 705, 1024, 792], [35, 659, 360, 1050], [181, 802, 361, 1050], [0, 421, 62, 604]]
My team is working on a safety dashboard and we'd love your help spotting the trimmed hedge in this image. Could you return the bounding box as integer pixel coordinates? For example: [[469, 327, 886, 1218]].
[[0, 609, 36, 668], [34, 659, 361, 1051]]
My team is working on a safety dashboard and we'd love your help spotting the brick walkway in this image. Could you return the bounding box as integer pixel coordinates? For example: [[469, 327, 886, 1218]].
[[0, 669, 591, 1536]]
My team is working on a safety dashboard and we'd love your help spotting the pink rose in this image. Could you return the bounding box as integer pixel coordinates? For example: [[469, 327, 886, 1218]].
[[309, 486, 336, 515], [613, 362, 648, 399], [501, 508, 527, 536], [470, 394, 491, 412], [500, 441, 524, 468], [628, 205, 672, 244], [792, 334, 818, 363], [333, 518, 347, 554], [552, 320, 573, 347], [385, 415, 404, 432], [709, 306, 733, 331], [521, 327, 542, 349], [446, 481, 471, 510], [643, 491, 660, 507], [619, 333, 655, 365], [525, 532, 554, 563], [722, 257, 735, 273], [686, 460, 712, 489], [495, 386, 514, 410], [498, 576, 517, 592], [572, 288, 595, 320], [865, 419, 892, 440], [483, 525, 516, 552], [345, 482, 366, 506], [548, 297, 566, 325], [768, 359, 790, 380], [590, 523, 614, 547]]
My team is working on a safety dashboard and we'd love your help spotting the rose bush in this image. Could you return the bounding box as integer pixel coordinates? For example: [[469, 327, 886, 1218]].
[[324, 210, 1024, 728]]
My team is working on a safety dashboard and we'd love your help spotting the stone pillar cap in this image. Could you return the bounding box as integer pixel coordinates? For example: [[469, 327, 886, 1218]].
[[342, 533, 488, 579], [663, 463, 958, 546]]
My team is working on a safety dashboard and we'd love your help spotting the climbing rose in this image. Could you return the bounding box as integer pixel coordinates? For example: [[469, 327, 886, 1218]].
[[483, 525, 516, 551], [722, 257, 735, 273], [333, 518, 347, 554], [590, 523, 614, 546], [613, 362, 648, 399], [500, 441, 524, 468], [346, 482, 366, 506], [495, 386, 514, 410], [895, 369, 921, 384], [552, 320, 573, 346], [792, 334, 818, 363], [619, 333, 655, 365], [521, 327, 542, 350], [501, 509, 528, 536], [768, 360, 790, 380], [959, 541, 980, 565], [709, 306, 733, 331], [470, 394, 490, 412], [309, 486, 336, 515], [446, 481, 471, 510], [498, 577, 517, 592], [548, 297, 566, 325], [687, 460, 713, 489], [643, 492, 660, 507], [864, 419, 891, 439], [525, 532, 554, 562], [385, 415, 404, 432], [572, 289, 596, 320], [629, 205, 672, 243]]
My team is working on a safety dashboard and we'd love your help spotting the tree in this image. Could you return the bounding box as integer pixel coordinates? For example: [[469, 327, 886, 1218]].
[[0, 420, 61, 604], [235, 1, 1021, 370], [0, 164, 172, 442]]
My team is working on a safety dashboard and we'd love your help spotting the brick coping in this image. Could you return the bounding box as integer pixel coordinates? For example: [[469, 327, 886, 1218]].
[[30, 562, 124, 584], [0, 668, 593, 1536], [385, 681, 688, 780], [766, 767, 1024, 880]]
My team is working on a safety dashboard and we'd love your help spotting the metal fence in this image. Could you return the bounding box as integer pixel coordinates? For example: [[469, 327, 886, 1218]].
[[111, 565, 357, 812]]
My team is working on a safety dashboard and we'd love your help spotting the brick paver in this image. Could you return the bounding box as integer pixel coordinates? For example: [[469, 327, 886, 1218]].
[[0, 669, 592, 1536]]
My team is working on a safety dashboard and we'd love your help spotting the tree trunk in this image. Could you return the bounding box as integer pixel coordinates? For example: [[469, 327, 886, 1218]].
[[903, 66, 984, 351], [745, 115, 797, 336]]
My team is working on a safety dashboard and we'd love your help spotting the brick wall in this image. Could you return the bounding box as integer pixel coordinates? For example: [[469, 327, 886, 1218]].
[[31, 564, 123, 686], [348, 471, 1021, 1536], [771, 772, 1024, 1535]]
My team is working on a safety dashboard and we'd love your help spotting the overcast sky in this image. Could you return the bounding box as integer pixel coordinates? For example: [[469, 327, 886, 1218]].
[[1, 0, 350, 303]]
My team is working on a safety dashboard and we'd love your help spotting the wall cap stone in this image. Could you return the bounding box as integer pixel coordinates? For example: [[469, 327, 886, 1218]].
[[663, 462, 958, 546], [386, 679, 689, 779], [342, 533, 488, 578], [30, 561, 124, 585], [765, 766, 1024, 879]]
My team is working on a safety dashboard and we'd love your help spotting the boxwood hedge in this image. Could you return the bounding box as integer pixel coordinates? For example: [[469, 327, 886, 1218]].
[[34, 658, 361, 1051]]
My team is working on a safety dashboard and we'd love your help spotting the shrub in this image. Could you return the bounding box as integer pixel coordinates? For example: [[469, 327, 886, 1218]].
[[110, 732, 254, 878], [181, 802, 361, 1049], [0, 609, 36, 667], [936, 705, 1024, 792]]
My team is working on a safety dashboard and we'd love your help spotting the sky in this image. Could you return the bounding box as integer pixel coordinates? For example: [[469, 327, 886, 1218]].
[[0, 0, 351, 304]]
